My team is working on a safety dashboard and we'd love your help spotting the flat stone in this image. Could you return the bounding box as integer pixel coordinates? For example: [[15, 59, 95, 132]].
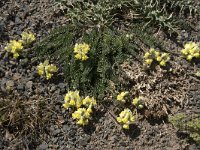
[[26, 81, 33, 89], [79, 138, 88, 146], [38, 142, 48, 150], [13, 73, 22, 80], [17, 84, 25, 91]]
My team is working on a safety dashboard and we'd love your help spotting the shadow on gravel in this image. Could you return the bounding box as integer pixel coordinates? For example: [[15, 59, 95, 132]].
[[83, 109, 106, 135], [123, 124, 141, 139]]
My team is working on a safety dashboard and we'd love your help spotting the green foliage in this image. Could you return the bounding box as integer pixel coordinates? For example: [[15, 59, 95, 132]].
[[169, 113, 200, 145], [35, 25, 138, 97], [53, 0, 199, 34]]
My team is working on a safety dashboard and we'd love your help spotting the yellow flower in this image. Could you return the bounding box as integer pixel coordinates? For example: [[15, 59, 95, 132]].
[[156, 56, 162, 62], [5, 40, 23, 58], [117, 109, 135, 129], [82, 96, 97, 108], [154, 51, 160, 57], [194, 53, 200, 58], [73, 43, 90, 61], [117, 91, 129, 102], [144, 52, 150, 59], [186, 55, 193, 61], [132, 96, 144, 109], [145, 59, 153, 65], [37, 60, 57, 80], [181, 49, 188, 55], [159, 60, 166, 66], [63, 91, 82, 109], [21, 31, 36, 45], [72, 108, 91, 126], [181, 42, 200, 61]]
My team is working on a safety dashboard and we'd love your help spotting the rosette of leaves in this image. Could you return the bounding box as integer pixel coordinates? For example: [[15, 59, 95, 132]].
[[35, 25, 138, 98]]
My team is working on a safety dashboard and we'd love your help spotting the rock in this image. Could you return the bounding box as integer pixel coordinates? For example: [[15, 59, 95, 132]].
[[20, 58, 29, 67], [13, 73, 22, 81], [51, 137, 58, 144], [26, 81, 33, 89], [79, 138, 88, 147], [0, 68, 5, 78], [50, 85, 56, 92], [17, 83, 25, 91], [52, 129, 60, 136], [38, 142, 48, 150], [15, 16, 22, 25], [58, 83, 66, 93]]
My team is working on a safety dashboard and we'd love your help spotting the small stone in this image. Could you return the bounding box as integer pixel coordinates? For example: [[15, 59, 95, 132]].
[[26, 81, 33, 89], [15, 16, 22, 25], [20, 58, 29, 67], [17, 84, 25, 91], [79, 137, 88, 146], [58, 83, 66, 93], [13, 73, 22, 80], [51, 137, 58, 143], [52, 129, 60, 136], [38, 142, 48, 150], [50, 85, 56, 92]]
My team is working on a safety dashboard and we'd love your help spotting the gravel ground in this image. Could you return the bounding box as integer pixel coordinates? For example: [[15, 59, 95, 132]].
[[0, 0, 200, 149]]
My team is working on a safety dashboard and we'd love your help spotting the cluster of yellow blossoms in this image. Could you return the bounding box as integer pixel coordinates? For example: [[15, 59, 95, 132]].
[[37, 60, 58, 80], [63, 91, 96, 126], [117, 91, 129, 103], [21, 31, 36, 45], [73, 43, 90, 61], [144, 48, 170, 67], [181, 42, 200, 61], [132, 96, 144, 109], [5, 40, 23, 59], [5, 31, 36, 59], [117, 108, 135, 129], [116, 91, 145, 129]]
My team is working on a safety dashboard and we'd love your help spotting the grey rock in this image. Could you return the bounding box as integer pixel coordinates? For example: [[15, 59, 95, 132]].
[[20, 58, 29, 67], [38, 142, 48, 150], [50, 85, 56, 92], [15, 16, 22, 25], [52, 129, 61, 136], [51, 137, 58, 143], [17, 84, 25, 91], [26, 81, 33, 89], [58, 83, 66, 93], [79, 137, 88, 146]]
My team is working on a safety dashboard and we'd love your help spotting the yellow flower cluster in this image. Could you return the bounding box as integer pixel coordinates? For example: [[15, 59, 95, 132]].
[[5, 40, 23, 59], [117, 108, 135, 129], [37, 60, 58, 80], [72, 108, 91, 126], [144, 48, 170, 67], [82, 96, 97, 113], [181, 42, 200, 61], [21, 31, 36, 45], [132, 96, 144, 109], [117, 91, 129, 103], [63, 91, 82, 109], [63, 91, 97, 126], [74, 43, 90, 61], [4, 31, 36, 59]]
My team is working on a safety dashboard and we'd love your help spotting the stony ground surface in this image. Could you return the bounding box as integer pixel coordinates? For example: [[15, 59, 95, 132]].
[[0, 0, 200, 150]]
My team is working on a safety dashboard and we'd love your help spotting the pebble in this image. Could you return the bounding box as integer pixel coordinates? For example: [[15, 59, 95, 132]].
[[17, 83, 25, 91], [79, 138, 88, 147], [38, 142, 48, 150], [26, 81, 33, 89]]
